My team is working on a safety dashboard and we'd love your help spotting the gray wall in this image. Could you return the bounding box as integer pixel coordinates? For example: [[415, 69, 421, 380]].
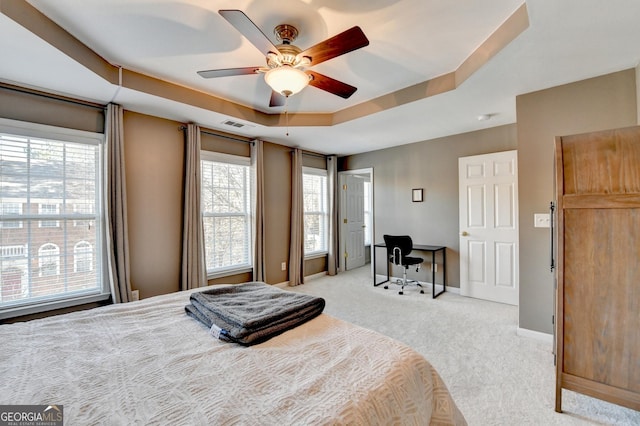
[[340, 124, 518, 287], [341, 68, 637, 335], [516, 69, 637, 334]]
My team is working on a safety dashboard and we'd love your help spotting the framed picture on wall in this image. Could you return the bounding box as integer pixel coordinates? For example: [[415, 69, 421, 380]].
[[412, 188, 423, 202]]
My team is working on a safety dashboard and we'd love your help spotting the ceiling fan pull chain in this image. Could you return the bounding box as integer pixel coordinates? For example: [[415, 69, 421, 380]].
[[285, 109, 289, 136], [285, 96, 289, 136]]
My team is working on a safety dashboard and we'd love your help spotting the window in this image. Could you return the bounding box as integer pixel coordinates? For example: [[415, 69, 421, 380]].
[[302, 168, 328, 255], [200, 152, 252, 275], [0, 202, 23, 229], [38, 243, 60, 277], [0, 245, 27, 302], [1, 266, 24, 302], [0, 118, 107, 316], [73, 203, 94, 227], [39, 203, 60, 228], [74, 241, 93, 273]]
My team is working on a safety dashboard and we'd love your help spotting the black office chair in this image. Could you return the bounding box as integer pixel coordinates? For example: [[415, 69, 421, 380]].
[[383, 235, 424, 295]]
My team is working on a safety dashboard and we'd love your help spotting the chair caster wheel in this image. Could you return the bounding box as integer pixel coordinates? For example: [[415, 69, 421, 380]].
[[420, 290, 425, 294], [399, 291, 403, 295], [384, 286, 388, 289]]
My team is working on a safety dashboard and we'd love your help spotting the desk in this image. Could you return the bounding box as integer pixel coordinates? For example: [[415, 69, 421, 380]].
[[373, 243, 446, 298]]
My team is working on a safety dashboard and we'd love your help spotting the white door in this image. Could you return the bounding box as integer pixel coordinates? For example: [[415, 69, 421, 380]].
[[459, 150, 519, 305], [344, 175, 366, 270]]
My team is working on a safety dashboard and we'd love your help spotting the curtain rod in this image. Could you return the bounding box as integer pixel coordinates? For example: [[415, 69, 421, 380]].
[[291, 149, 327, 159], [179, 125, 252, 144], [0, 83, 106, 111], [302, 151, 328, 159], [178, 126, 327, 156]]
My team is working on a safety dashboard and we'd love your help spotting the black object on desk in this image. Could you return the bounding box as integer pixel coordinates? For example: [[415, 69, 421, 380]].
[[373, 243, 446, 298]]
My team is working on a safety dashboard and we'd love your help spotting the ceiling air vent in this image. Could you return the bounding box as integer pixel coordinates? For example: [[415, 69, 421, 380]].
[[222, 119, 245, 128]]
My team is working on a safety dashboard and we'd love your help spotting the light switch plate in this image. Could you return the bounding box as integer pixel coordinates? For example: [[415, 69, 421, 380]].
[[534, 213, 550, 228]]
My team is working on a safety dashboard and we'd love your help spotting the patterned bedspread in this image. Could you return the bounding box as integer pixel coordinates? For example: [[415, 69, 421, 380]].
[[0, 286, 466, 425]]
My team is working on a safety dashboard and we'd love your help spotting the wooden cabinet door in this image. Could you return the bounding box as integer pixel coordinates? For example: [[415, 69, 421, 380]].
[[555, 126, 640, 412]]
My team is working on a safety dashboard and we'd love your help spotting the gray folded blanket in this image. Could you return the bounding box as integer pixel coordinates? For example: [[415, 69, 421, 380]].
[[185, 282, 325, 345]]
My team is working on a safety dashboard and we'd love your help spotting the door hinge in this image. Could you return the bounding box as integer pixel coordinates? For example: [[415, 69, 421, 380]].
[[344, 252, 348, 258], [552, 315, 554, 325], [342, 184, 347, 190], [343, 218, 347, 224]]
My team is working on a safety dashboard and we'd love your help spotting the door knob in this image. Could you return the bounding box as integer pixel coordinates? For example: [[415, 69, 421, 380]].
[[461, 231, 469, 236]]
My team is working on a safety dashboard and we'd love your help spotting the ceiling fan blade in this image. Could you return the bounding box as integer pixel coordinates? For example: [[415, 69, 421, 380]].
[[269, 91, 286, 107], [298, 26, 369, 66], [197, 67, 261, 78], [307, 71, 357, 99], [219, 10, 281, 55]]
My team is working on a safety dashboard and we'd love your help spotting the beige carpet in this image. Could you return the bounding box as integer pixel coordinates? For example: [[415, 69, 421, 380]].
[[288, 266, 640, 426]]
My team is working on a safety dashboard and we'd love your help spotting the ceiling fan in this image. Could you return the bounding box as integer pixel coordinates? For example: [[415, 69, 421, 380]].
[[197, 10, 370, 107]]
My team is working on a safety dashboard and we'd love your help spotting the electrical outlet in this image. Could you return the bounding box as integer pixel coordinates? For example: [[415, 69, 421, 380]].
[[131, 290, 140, 301], [281, 262, 286, 271]]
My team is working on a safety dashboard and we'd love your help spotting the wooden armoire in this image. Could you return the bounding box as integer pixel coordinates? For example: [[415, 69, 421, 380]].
[[555, 126, 640, 412]]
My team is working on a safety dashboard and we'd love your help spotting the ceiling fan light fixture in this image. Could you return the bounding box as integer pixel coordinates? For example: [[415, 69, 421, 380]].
[[264, 65, 310, 97]]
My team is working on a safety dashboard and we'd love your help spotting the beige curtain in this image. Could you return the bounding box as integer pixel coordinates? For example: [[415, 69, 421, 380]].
[[181, 124, 207, 291], [251, 139, 266, 282], [327, 155, 339, 275], [105, 103, 132, 303], [288, 149, 305, 286]]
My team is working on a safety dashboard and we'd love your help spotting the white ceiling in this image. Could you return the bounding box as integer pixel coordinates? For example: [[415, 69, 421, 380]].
[[2, 0, 640, 155]]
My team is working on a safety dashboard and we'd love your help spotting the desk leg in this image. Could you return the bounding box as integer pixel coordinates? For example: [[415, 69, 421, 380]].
[[443, 249, 447, 291], [373, 245, 390, 287], [432, 248, 446, 298], [372, 247, 376, 286], [431, 251, 436, 298]]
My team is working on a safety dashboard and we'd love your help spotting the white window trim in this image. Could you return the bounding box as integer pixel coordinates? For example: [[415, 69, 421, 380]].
[[302, 166, 327, 177], [302, 167, 329, 258], [200, 151, 253, 276], [305, 252, 328, 260], [206, 266, 253, 280], [0, 118, 110, 319], [201, 150, 250, 166]]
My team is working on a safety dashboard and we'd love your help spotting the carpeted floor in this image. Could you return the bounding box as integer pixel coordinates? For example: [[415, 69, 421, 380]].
[[288, 266, 640, 426]]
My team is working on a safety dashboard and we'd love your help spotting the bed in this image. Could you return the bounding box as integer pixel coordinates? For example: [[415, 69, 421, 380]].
[[0, 285, 466, 425]]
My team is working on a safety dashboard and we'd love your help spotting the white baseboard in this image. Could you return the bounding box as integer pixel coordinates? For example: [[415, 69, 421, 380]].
[[517, 327, 553, 345], [275, 271, 327, 289], [305, 271, 328, 281]]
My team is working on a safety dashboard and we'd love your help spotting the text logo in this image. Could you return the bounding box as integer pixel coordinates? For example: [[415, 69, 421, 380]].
[[0, 405, 63, 426]]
